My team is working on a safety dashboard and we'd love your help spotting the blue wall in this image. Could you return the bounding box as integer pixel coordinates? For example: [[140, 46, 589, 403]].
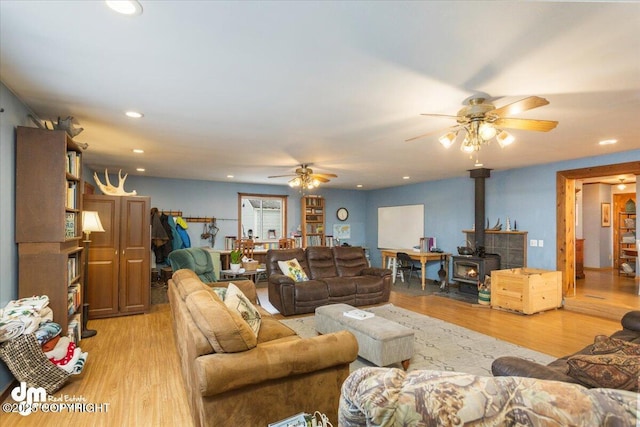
[[98, 175, 369, 251], [366, 152, 640, 275], [0, 82, 33, 391], [1, 79, 639, 393]]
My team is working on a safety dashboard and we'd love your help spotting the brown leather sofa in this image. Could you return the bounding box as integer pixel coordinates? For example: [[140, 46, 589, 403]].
[[266, 246, 391, 316], [492, 311, 640, 390], [168, 269, 359, 426]]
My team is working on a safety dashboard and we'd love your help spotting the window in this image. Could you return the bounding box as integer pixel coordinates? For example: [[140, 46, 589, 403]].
[[238, 193, 287, 242]]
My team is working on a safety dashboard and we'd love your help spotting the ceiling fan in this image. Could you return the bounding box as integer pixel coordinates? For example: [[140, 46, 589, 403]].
[[406, 95, 558, 153], [268, 164, 337, 190]]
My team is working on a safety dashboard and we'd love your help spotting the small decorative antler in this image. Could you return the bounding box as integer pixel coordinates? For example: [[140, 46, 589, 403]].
[[93, 169, 137, 196]]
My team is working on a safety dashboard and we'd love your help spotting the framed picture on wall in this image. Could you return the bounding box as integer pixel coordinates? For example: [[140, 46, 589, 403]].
[[601, 202, 611, 227]]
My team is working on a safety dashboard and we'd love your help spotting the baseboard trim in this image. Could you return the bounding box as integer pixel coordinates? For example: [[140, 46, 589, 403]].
[[0, 379, 18, 403]]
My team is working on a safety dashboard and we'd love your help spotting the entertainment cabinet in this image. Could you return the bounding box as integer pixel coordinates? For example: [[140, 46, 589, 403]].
[[15, 127, 84, 338], [83, 194, 151, 318]]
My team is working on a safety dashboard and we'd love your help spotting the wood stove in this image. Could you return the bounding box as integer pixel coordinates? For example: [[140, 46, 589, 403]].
[[453, 167, 501, 295], [452, 254, 501, 295]]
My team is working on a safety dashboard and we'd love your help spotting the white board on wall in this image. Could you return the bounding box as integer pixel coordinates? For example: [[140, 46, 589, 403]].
[[377, 204, 424, 249]]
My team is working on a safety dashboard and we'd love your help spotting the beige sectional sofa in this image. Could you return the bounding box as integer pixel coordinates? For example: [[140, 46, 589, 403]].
[[168, 269, 359, 426]]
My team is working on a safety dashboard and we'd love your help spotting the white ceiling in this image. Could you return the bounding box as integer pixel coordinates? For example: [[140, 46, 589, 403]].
[[1, 1, 639, 190]]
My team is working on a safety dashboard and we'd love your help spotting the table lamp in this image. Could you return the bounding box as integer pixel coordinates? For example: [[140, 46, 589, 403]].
[[82, 210, 105, 338]]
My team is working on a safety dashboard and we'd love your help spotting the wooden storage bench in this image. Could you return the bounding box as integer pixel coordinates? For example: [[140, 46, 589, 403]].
[[491, 268, 562, 314]]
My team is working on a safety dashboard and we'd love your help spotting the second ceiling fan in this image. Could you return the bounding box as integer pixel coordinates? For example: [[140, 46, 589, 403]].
[[268, 164, 337, 190]]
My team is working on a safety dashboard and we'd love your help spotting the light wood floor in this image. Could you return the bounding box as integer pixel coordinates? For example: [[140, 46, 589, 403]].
[[1, 281, 630, 426], [564, 268, 639, 320]]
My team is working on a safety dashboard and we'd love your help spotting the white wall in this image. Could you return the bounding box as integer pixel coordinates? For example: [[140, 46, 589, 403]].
[[583, 183, 613, 268]]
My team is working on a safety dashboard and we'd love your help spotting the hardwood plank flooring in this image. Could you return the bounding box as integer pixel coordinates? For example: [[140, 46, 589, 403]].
[[1, 282, 629, 426]]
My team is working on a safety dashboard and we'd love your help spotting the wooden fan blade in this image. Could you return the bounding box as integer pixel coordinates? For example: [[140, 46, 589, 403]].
[[311, 176, 331, 183], [312, 173, 337, 178], [490, 96, 550, 118], [420, 113, 461, 119], [268, 174, 296, 178], [493, 117, 558, 132], [405, 125, 461, 142]]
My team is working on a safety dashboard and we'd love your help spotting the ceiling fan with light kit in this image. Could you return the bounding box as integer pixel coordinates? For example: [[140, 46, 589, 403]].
[[268, 164, 337, 191], [407, 94, 558, 158]]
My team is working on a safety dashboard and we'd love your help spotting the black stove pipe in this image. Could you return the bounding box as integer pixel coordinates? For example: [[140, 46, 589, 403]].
[[469, 168, 491, 256]]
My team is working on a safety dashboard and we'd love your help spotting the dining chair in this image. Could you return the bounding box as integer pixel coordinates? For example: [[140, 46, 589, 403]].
[[237, 238, 255, 260], [396, 252, 422, 286], [278, 238, 295, 249]]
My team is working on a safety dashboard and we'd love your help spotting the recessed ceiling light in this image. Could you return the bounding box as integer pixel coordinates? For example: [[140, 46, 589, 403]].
[[599, 139, 617, 145], [356, 184, 363, 188], [402, 176, 410, 180], [106, 0, 143, 15], [136, 168, 145, 172], [132, 148, 144, 154], [227, 175, 234, 179], [125, 111, 144, 118]]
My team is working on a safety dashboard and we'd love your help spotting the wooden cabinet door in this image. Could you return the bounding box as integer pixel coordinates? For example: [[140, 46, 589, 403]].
[[84, 195, 120, 318], [118, 196, 150, 314]]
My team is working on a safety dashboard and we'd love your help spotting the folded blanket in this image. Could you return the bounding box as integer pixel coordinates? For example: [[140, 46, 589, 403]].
[[70, 350, 88, 375], [45, 336, 74, 362], [1, 295, 49, 314], [42, 335, 61, 352], [0, 320, 25, 343], [34, 321, 62, 346], [57, 347, 82, 373]]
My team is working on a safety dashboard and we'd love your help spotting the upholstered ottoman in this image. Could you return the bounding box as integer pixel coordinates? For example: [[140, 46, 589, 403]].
[[315, 304, 414, 369]]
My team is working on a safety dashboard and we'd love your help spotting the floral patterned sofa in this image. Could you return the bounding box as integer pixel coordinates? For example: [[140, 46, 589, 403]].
[[338, 367, 637, 426]]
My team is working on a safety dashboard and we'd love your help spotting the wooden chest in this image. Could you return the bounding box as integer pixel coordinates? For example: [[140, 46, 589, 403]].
[[491, 268, 562, 314]]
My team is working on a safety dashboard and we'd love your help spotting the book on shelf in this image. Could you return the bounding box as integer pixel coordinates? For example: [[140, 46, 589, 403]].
[[68, 284, 81, 314], [68, 313, 81, 344], [66, 182, 77, 209], [67, 255, 78, 284], [343, 309, 374, 320], [65, 212, 76, 238], [66, 151, 81, 178]]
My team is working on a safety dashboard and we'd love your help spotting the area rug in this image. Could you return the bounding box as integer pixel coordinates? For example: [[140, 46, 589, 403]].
[[280, 303, 555, 376]]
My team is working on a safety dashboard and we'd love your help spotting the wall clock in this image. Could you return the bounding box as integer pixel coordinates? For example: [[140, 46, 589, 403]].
[[337, 207, 349, 221]]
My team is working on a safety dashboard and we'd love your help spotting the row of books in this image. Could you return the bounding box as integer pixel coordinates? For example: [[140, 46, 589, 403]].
[[306, 224, 323, 233], [303, 195, 323, 206], [305, 235, 324, 246], [68, 313, 81, 344], [65, 212, 76, 238], [66, 182, 77, 209], [66, 151, 81, 178], [67, 254, 79, 284], [67, 284, 81, 316]]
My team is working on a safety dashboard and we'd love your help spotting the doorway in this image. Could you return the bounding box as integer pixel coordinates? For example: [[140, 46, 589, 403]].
[[557, 161, 639, 319]]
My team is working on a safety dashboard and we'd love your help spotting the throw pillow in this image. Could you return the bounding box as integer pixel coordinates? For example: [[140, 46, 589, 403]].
[[567, 353, 640, 391], [210, 287, 227, 301], [277, 258, 309, 282], [185, 289, 257, 353], [224, 283, 262, 337], [592, 335, 640, 355]]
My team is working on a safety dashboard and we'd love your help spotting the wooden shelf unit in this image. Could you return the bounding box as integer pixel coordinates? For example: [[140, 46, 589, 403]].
[[618, 210, 636, 277], [16, 127, 84, 338], [301, 195, 325, 248]]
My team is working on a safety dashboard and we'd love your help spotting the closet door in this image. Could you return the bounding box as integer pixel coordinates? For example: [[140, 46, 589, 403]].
[[118, 196, 150, 314], [84, 195, 120, 318]]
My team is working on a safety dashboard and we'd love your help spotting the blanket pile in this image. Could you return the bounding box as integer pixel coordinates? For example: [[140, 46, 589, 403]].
[[0, 296, 87, 375]]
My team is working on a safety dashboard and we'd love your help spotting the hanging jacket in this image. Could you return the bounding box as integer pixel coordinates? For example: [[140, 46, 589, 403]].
[[175, 217, 191, 249]]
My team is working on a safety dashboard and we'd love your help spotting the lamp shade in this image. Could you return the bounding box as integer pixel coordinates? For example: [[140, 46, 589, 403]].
[[82, 211, 105, 233]]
